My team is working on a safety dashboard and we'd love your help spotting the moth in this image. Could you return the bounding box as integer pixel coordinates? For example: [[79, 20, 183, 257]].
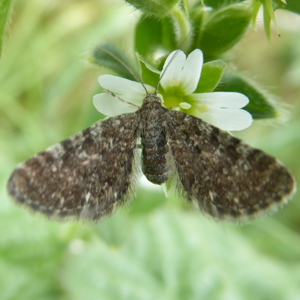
[[7, 51, 296, 222]]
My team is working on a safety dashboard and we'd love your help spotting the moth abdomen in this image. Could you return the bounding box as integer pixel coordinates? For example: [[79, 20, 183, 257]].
[[139, 96, 173, 185], [141, 127, 172, 185], [141, 140, 172, 184]]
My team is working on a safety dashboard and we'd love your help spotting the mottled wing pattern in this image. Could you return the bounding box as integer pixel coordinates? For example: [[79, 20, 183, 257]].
[[7, 113, 140, 221], [166, 110, 296, 221]]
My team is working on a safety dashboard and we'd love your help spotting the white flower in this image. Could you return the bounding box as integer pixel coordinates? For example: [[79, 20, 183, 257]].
[[93, 49, 253, 131]]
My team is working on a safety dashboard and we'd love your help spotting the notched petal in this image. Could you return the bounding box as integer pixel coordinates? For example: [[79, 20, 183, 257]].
[[160, 49, 203, 95], [179, 49, 203, 94], [160, 50, 186, 89]]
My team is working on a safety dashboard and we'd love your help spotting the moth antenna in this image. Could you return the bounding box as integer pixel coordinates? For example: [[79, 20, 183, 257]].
[[104, 89, 140, 109], [97, 47, 149, 95]]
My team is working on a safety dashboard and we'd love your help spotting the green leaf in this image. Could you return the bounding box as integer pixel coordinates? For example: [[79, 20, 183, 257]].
[[0, 0, 13, 57], [282, 0, 300, 14], [124, 0, 179, 17], [195, 4, 252, 58], [90, 43, 137, 80], [215, 70, 277, 119], [195, 60, 226, 93], [135, 16, 176, 69]]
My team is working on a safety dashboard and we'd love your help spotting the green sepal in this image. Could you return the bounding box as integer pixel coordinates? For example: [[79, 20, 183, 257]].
[[257, 0, 290, 40], [215, 70, 277, 119], [262, 1, 273, 41], [190, 4, 210, 49], [135, 16, 176, 69], [195, 60, 226, 93], [136, 53, 160, 88], [90, 43, 137, 80], [195, 4, 252, 58], [124, 0, 179, 17], [250, 0, 261, 28]]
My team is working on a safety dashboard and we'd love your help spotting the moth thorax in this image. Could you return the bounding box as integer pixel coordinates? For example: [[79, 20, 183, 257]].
[[141, 132, 172, 185], [143, 94, 162, 104]]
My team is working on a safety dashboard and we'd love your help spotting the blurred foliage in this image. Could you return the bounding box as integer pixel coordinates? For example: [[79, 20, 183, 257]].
[[0, 1, 300, 300], [0, 0, 13, 56]]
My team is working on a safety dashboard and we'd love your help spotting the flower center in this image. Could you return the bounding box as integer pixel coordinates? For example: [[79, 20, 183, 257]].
[[161, 86, 186, 109], [163, 95, 181, 109]]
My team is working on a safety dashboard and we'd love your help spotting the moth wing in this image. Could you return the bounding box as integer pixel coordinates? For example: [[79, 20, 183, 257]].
[[7, 113, 140, 221], [166, 110, 296, 222]]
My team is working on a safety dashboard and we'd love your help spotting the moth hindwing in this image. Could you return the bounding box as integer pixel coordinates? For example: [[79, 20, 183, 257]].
[[7, 93, 296, 222]]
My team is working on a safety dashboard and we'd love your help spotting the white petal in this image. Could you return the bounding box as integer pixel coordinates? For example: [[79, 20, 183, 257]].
[[160, 49, 203, 94], [160, 50, 186, 89], [177, 49, 203, 94], [99, 74, 154, 105], [93, 93, 137, 116], [199, 107, 253, 131], [193, 92, 249, 108]]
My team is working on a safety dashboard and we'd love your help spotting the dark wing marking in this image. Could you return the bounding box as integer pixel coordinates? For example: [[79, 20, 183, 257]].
[[7, 113, 141, 221], [166, 110, 296, 222]]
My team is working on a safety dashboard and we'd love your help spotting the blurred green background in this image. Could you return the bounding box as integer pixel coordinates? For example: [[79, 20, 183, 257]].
[[1, 1, 300, 299]]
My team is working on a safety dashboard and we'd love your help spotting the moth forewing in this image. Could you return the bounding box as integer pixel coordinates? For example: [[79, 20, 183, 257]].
[[165, 110, 296, 222], [7, 114, 141, 221]]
